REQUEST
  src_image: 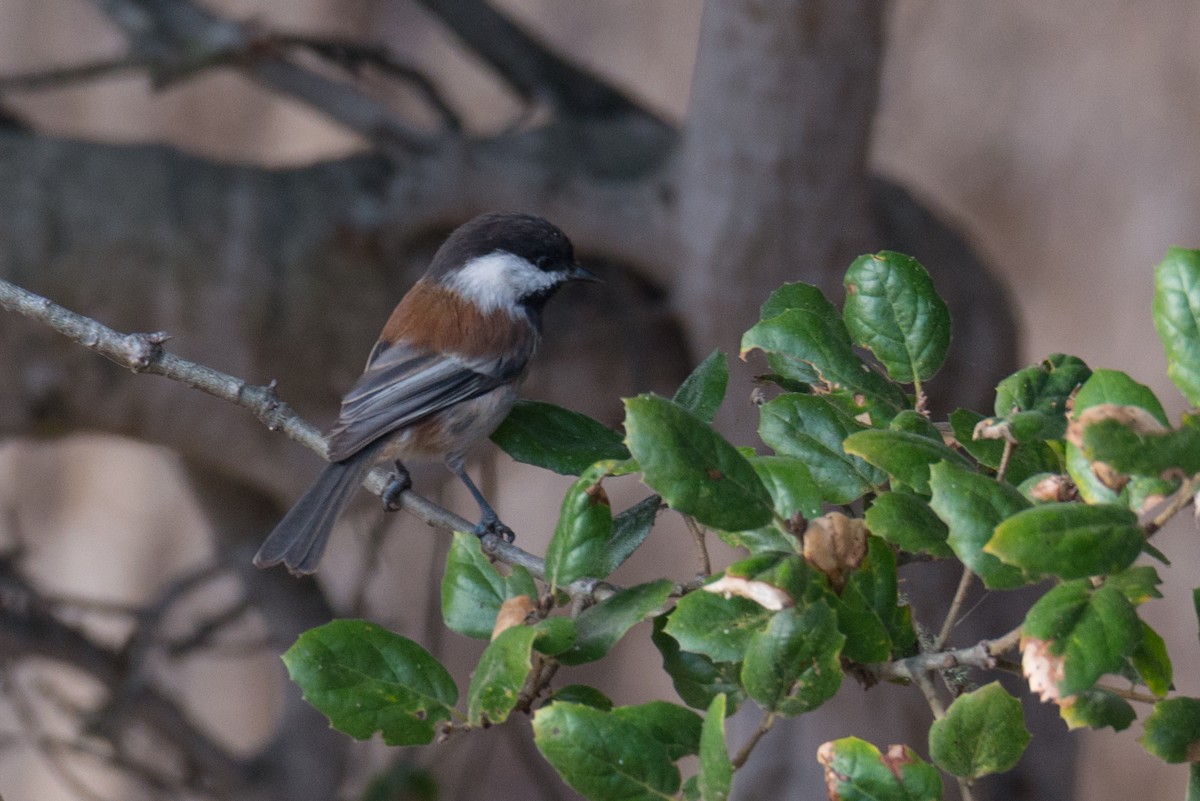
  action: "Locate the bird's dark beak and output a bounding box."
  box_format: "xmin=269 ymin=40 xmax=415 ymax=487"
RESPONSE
xmin=568 ymin=262 xmax=602 ymax=283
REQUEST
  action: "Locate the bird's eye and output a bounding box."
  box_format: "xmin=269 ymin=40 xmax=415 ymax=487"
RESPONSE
xmin=535 ymin=256 xmax=551 ymax=271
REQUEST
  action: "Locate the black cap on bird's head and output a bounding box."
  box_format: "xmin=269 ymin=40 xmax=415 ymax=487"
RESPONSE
xmin=430 ymin=212 xmax=598 ymax=316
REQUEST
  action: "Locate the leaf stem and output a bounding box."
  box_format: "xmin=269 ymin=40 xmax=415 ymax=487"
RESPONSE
xmin=731 ymin=710 xmax=777 ymax=769
xmin=1143 ymin=476 xmax=1198 ymax=538
xmin=682 ymin=515 xmax=713 ymax=576
xmin=934 ymin=567 xmax=975 ymax=651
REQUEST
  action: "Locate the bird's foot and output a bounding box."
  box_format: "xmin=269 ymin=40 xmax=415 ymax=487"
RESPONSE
xmin=473 ymin=515 xmax=515 ymax=543
xmin=381 ymin=461 xmax=413 ymax=512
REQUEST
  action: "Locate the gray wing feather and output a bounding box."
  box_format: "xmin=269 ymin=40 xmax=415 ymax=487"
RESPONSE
xmin=325 ymin=342 xmax=513 ymax=461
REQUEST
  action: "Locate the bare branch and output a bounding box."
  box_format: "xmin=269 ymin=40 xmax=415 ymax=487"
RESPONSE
xmin=86 ymin=0 xmax=430 ymax=150
xmin=870 ymin=625 xmax=1023 ymax=683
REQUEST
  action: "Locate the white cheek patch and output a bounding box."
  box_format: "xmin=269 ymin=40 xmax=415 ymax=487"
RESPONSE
xmin=444 ymin=251 xmax=561 ymax=313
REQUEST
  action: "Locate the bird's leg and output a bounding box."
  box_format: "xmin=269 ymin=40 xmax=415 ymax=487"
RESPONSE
xmin=381 ymin=460 xmax=413 ymax=512
xmin=451 ymin=463 xmax=515 ymax=543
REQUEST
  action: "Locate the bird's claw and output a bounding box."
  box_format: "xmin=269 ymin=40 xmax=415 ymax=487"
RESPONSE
xmin=473 ymin=518 xmax=515 ymax=543
xmin=381 ymin=462 xmax=413 ymax=512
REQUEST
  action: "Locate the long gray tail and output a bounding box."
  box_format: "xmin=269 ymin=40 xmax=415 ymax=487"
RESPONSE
xmin=254 ymin=446 xmax=380 ymax=575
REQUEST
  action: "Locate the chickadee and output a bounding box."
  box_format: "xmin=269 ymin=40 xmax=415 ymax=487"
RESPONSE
xmin=254 ymin=212 xmax=597 ymax=575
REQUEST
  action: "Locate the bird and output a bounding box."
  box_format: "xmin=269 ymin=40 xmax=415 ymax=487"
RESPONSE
xmin=254 ymin=212 xmax=597 ymax=575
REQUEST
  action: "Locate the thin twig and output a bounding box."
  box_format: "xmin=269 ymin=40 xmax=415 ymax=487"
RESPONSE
xmin=731 ymin=710 xmax=777 ymax=769
xmin=1094 ymin=683 xmax=1164 ymax=705
xmin=1143 ymin=476 xmax=1198 ymax=538
xmin=870 ymin=625 xmax=1022 ymax=683
xmin=682 ymin=515 xmax=712 ymax=576
xmin=934 ymin=567 xmax=975 ymax=651
xmin=0 ymin=276 xmax=628 ymax=603
xmin=0 ymin=54 xmax=154 ymax=92
xmin=996 ymin=438 xmax=1015 ymax=483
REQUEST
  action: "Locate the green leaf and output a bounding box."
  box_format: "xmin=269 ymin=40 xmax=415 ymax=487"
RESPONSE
xmin=1106 ymin=565 xmax=1164 ymax=605
xmin=1141 ymin=697 xmax=1200 ymax=763
xmin=557 ymin=580 xmax=674 ymax=666
xmin=360 ymin=763 xmax=438 ymax=801
xmin=834 ymin=537 xmax=917 ymax=662
xmin=741 ymin=305 xmax=906 ymax=413
xmin=1082 ymin=413 xmax=1200 ymax=479
xmin=596 ymin=495 xmax=663 ymax=577
xmin=889 ymin=409 xmax=944 ymax=440
xmin=664 ymin=588 xmax=777 ymax=664
xmin=1154 ymin=247 xmax=1200 ymax=405
xmin=1074 ymin=368 xmax=1169 ymax=425
xmin=613 ymin=701 xmax=704 ymax=761
xmin=948 ymin=407 xmax=1060 ymax=486
xmin=748 ymin=455 xmax=822 ymax=520
xmin=758 ymin=394 xmax=885 ymax=504
xmin=716 ymin=524 xmax=800 ymax=556
xmin=1065 ymin=440 xmax=1123 ymax=505
xmin=625 ymin=394 xmax=773 ymax=531
xmin=929 ymin=682 xmax=1030 ymax=778
xmin=548 ymin=684 xmax=614 ymax=710
xmin=986 ymin=503 xmax=1143 ymax=580
xmin=1131 ymin=621 xmax=1173 ymax=697
xmin=532 ymin=616 xmax=577 ymax=656
xmin=1023 ymin=581 xmax=1142 ymax=696
xmin=651 ymin=617 xmax=745 ymax=712
xmin=698 ymin=695 xmax=732 ymax=801
xmin=466 ymin=624 xmax=538 ymax=726
xmin=441 ymin=532 xmax=536 ymax=639
xmin=817 ymin=737 xmax=942 ymax=801
xmin=844 ymin=429 xmax=971 ymax=494
xmin=741 ymin=602 xmax=843 ymax=715
xmin=1059 ymin=688 xmax=1136 ymax=732
xmin=533 ymin=702 xmax=687 ymax=801
xmin=674 ymin=350 xmax=729 ymax=424
xmin=865 ymin=492 xmax=953 ymax=558
xmin=283 ymin=620 xmax=456 ymax=746
xmin=928 ymin=461 xmax=1036 ymax=589
xmin=842 ymin=251 xmax=951 ymax=383
xmin=491 ymin=399 xmax=629 ymax=475
xmin=545 ymin=465 xmax=614 ymax=589
xmin=995 ymin=354 xmax=1092 ymax=423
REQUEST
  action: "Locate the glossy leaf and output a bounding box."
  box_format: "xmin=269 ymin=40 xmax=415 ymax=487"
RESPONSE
xmin=741 ymin=307 xmax=906 ymax=412
xmin=651 ymin=616 xmax=745 ymax=712
xmin=929 ymin=682 xmax=1030 ymax=778
xmin=491 ymin=399 xmax=629 ymax=475
xmin=596 ymin=494 xmax=663 ymax=577
xmin=817 ymin=738 xmax=942 ymax=801
xmin=844 ymin=429 xmax=971 ymax=494
xmin=545 ymin=464 xmax=613 ymax=589
xmin=865 ymin=492 xmax=953 ymax=558
xmin=1059 ymin=688 xmax=1136 ymax=732
xmin=698 ymin=695 xmax=732 ymax=801
xmin=557 ymin=579 xmax=674 ymax=666
xmin=1106 ymin=565 xmax=1163 ymax=606
xmin=625 ymin=394 xmax=772 ymax=531
xmin=1082 ymin=413 xmax=1200 ymax=478
xmin=533 ymin=702 xmax=693 ymax=801
xmin=1074 ymin=368 xmax=1169 ymax=425
xmin=442 ymin=532 xmax=536 ymax=639
xmin=842 ymin=251 xmax=951 ymax=383
xmin=834 ymin=536 xmax=917 ymax=662
xmin=994 ymin=354 xmax=1092 ymax=423
xmin=748 ymin=455 xmax=822 ymax=520
xmin=758 ymin=394 xmax=885 ymax=504
xmin=1154 ymin=247 xmax=1200 ymax=405
xmin=466 ymin=624 xmax=538 ymax=726
xmin=664 ymin=588 xmax=776 ymax=664
xmin=283 ymin=620 xmax=456 ymax=746
xmin=1023 ymin=581 xmax=1141 ymax=696
xmin=1140 ymin=697 xmax=1200 ymax=763
xmin=1131 ymin=621 xmax=1173 ymax=698
xmin=741 ymin=602 xmax=843 ymax=715
xmin=928 ymin=461 xmax=1036 ymax=589
xmin=986 ymin=503 xmax=1143 ymax=580
xmin=674 ymin=350 xmax=729 ymax=424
